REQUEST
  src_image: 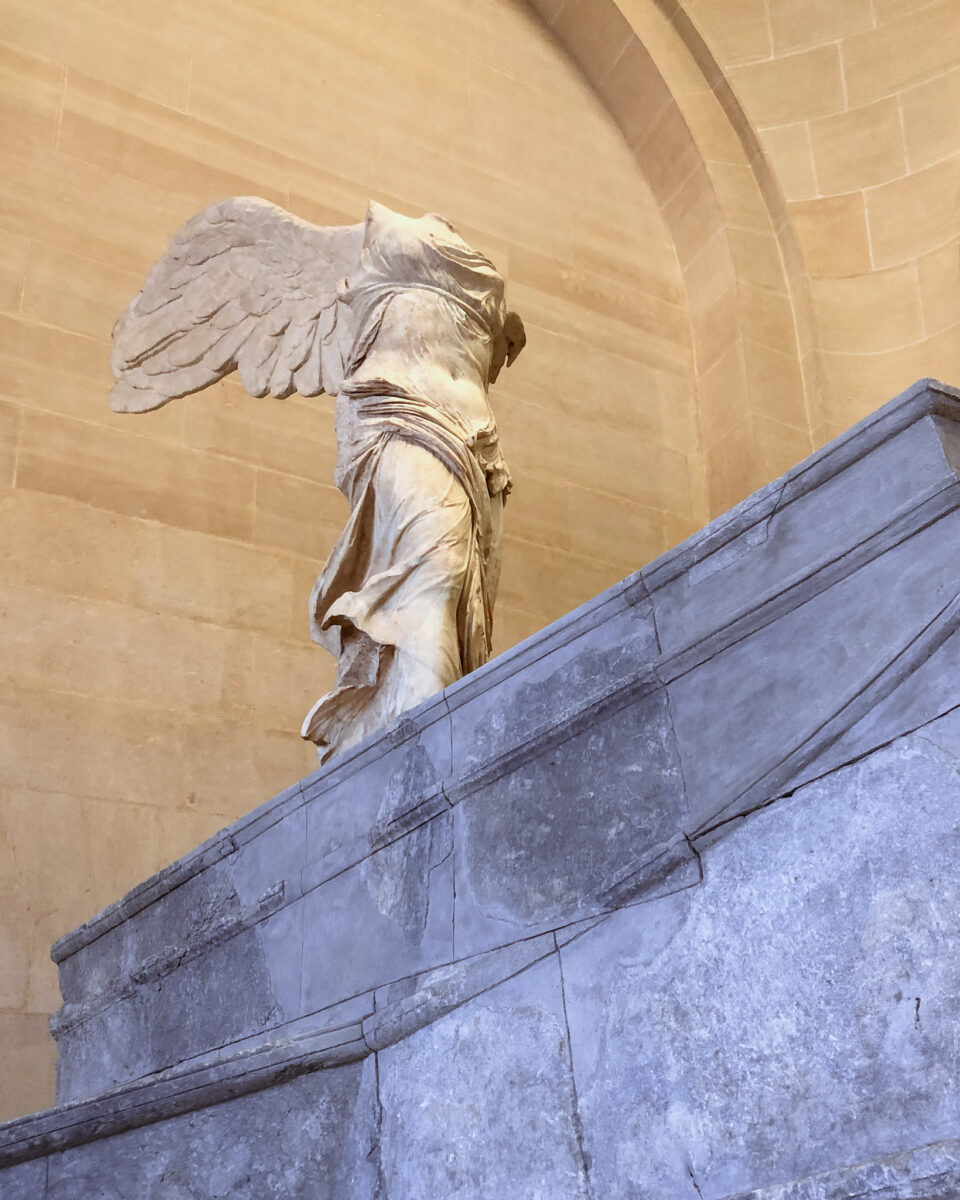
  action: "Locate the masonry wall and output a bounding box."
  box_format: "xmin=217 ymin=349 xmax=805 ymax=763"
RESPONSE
xmin=693 ymin=0 xmax=960 ymax=441
xmin=530 ymin=0 xmax=960 ymax=511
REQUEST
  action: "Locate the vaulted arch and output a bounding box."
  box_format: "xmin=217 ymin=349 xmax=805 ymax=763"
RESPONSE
xmin=527 ymin=0 xmax=819 ymax=512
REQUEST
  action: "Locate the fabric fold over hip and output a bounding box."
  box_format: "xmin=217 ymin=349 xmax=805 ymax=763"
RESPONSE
xmin=301 ymin=391 xmax=505 ymax=761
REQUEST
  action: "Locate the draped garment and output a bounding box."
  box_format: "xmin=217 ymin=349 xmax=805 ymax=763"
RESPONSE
xmin=301 ymin=203 xmax=512 ymax=761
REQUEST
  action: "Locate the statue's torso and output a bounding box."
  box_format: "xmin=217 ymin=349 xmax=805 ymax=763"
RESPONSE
xmin=335 ymin=203 xmax=510 ymax=499
xmin=344 ymin=288 xmax=496 ymax=434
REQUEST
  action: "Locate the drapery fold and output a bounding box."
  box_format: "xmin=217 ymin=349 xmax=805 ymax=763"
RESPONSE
xmin=300 ymin=203 xmax=517 ymax=762
xmin=300 ymin=412 xmax=502 ymax=761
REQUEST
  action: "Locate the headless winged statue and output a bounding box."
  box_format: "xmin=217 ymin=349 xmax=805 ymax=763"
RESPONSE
xmin=110 ymin=197 xmax=525 ymax=762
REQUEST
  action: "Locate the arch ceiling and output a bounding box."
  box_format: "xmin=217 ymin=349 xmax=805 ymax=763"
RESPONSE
xmin=529 ymin=0 xmax=960 ymax=514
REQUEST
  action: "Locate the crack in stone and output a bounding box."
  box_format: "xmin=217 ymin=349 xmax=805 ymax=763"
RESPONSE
xmin=917 ymin=724 xmax=960 ymax=764
xmin=687 ymin=1161 xmax=704 ymax=1199
xmin=373 ymin=1051 xmax=387 ymax=1200
xmin=697 ymin=697 xmax=960 ymax=848
xmin=555 ymin=935 xmax=594 ymax=1200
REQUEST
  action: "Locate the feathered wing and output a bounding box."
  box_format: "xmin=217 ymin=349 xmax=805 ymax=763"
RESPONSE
xmin=109 ymin=197 xmax=364 ymax=413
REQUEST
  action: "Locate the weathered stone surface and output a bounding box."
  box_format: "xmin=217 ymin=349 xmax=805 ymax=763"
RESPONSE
xmin=722 ymin=1136 xmax=960 ymax=1199
xmin=300 ymin=812 xmax=454 ymax=1017
xmin=0 ymin=1014 xmax=369 ymax=1168
xmin=668 ymin=508 xmax=960 ymax=828
xmin=53 ymin=855 xmax=289 ymax=1102
xmin=226 ymin=802 xmax=306 ymax=909
xmin=360 ymin=809 xmax=452 ymax=945
xmin=446 ymin=582 xmax=658 ymax=779
xmin=302 ymin=703 xmax=450 ymax=883
xmin=453 ymin=678 xmax=687 ymax=954
xmin=55 ymin=854 xmax=244 ymax=1011
xmin=57 ymin=920 xmax=282 ymax=1102
xmin=364 ymin=931 xmax=557 ymax=1052
xmin=0 ymin=1157 xmax=46 ymax=1199
xmin=560 ymin=726 xmax=960 ymax=1199
xmin=251 ymin=900 xmax=304 ymax=1025
xmin=792 ymin=628 xmax=960 ymax=794
xmin=44 ymin=1061 xmax=376 ymax=1200
xmin=647 ymin=396 xmax=960 ymax=657
xmin=378 ymin=953 xmax=589 ymax=1199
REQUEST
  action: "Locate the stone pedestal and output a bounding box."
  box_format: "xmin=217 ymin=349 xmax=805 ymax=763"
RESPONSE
xmin=3 ymin=380 xmax=960 ymax=1198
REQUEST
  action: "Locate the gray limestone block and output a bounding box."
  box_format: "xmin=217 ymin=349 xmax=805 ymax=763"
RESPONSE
xmin=57 ymin=919 xmax=284 ymax=1102
xmin=131 ymin=921 xmax=283 ymax=1067
xmin=55 ymin=917 xmax=129 ymax=1013
xmin=649 ymin=404 xmax=960 ymax=657
xmin=301 ymin=705 xmax=451 ymax=887
xmin=40 ymin=1059 xmax=378 ymax=1200
xmin=56 ymin=857 xmax=243 ymax=1012
xmin=251 ymin=898 xmax=305 ymax=1025
xmin=364 ymin=930 xmax=557 ymax=1052
xmin=559 ymin=726 xmax=960 ymax=1200
xmin=377 ymin=951 xmax=590 ymax=1199
xmin=447 ymin=585 xmax=658 ymax=779
xmin=111 ymin=856 xmax=244 ymax=966
xmin=226 ymin=804 xmax=306 ymax=909
xmin=55 ymin=817 xmax=315 ymax=1099
xmin=185 ymin=986 xmax=374 ymax=1069
xmin=300 ymin=810 xmax=454 ymax=1017
xmin=667 ymin=510 xmax=960 ymax=830
xmin=453 ymin=679 xmax=687 ymax=956
xmin=0 ymin=1157 xmax=46 ymax=1198
xmin=721 ymin=1135 xmax=960 ymax=1199
xmin=55 ymin=858 xmax=267 ymax=1101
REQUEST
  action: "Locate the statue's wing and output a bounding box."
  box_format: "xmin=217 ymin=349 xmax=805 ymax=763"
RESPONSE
xmin=109 ymin=196 xmax=364 ymax=413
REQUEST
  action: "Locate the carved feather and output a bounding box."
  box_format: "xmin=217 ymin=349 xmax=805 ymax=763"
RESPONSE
xmin=110 ymin=197 xmax=363 ymax=412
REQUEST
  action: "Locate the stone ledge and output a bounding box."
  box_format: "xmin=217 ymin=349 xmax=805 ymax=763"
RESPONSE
xmin=1 ymin=928 xmax=565 ymax=1166
xmin=644 ymin=377 xmax=960 ymax=591
xmin=50 ymin=380 xmax=960 ymax=968
xmin=0 ymin=1020 xmax=367 ymax=1169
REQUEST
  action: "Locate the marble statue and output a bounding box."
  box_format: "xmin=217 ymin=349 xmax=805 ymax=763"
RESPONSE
xmin=110 ymin=197 xmax=525 ymax=761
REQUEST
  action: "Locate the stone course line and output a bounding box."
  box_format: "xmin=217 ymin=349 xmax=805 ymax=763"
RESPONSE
xmin=0 ymin=932 xmax=558 ymax=1166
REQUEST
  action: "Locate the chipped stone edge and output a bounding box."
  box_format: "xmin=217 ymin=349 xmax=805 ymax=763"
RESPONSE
xmin=720 ymin=1134 xmax=960 ymax=1200
xmin=50 ymin=883 xmax=287 ymax=1040
xmin=49 ymin=379 xmax=960 ymax=969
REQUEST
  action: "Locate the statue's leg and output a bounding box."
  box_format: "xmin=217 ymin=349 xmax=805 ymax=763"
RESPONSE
xmin=303 ymin=437 xmax=474 ymax=760
xmin=359 ymin=437 xmax=472 ymax=692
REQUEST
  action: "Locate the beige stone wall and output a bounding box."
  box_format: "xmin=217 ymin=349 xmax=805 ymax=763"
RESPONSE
xmin=708 ymin=0 xmax=960 ymax=442
xmin=535 ymin=0 xmax=960 ymax=509
xmin=536 ymin=0 xmax=820 ymax=513
xmin=0 ymin=0 xmax=699 ymax=1118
